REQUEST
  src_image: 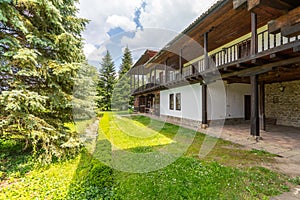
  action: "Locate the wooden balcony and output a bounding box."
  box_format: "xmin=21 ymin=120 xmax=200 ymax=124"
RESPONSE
xmin=132 ymin=30 xmax=300 ymax=95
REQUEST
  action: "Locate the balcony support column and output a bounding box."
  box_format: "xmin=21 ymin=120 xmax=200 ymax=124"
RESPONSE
xmin=165 ymin=59 xmax=168 ymax=84
xmin=250 ymin=75 xmax=260 ymax=137
xmin=130 ymin=74 xmax=132 ymax=93
xmin=137 ymin=67 xmax=140 ymax=89
xmin=133 ymin=73 xmax=136 ymax=91
xmin=201 ymin=83 xmax=208 ymax=128
xmin=179 ymin=49 xmax=182 ymax=77
xmin=142 ymin=65 xmax=145 ymax=89
xmin=204 ymin=32 xmax=209 ymax=70
xmin=259 ymin=82 xmax=266 ymax=131
xmin=251 ymin=12 xmax=258 ymax=56
xmin=154 ymin=65 xmax=157 ymax=85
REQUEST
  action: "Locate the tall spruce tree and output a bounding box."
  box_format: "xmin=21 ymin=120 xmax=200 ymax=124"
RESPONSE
xmin=0 ymin=0 xmax=88 ymax=162
xmin=72 ymin=63 xmax=98 ymax=120
xmin=112 ymin=47 xmax=133 ymax=111
xmin=119 ymin=46 xmax=132 ymax=78
xmin=97 ymin=51 xmax=116 ymax=111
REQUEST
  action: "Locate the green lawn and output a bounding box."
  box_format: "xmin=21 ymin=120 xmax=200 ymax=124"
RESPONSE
xmin=0 ymin=113 xmax=295 ymax=199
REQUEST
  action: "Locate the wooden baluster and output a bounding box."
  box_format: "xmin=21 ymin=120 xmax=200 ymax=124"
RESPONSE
xmin=267 ymin=31 xmax=270 ymax=49
xmin=274 ymin=33 xmax=276 ymax=48
xmin=261 ymin=32 xmax=264 ymax=51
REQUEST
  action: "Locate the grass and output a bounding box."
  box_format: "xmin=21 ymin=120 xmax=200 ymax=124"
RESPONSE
xmin=0 ymin=113 xmax=294 ymax=199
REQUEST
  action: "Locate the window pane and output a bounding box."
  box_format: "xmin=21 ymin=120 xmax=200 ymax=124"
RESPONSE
xmin=176 ymin=93 xmax=181 ymax=110
xmin=169 ymin=94 xmax=174 ymax=110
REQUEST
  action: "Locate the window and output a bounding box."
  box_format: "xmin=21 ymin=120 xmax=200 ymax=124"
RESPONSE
xmin=176 ymin=93 xmax=181 ymax=111
xmin=169 ymin=94 xmax=174 ymax=110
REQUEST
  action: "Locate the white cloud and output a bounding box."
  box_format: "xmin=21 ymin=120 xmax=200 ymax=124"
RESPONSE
xmin=86 ymin=44 xmax=108 ymax=62
xmin=78 ymin=0 xmax=142 ymax=46
xmin=77 ymin=0 xmax=218 ymax=61
xmin=105 ymin=15 xmax=136 ymax=32
xmin=140 ymin=0 xmax=218 ymax=32
xmin=83 ymin=43 xmax=97 ymax=57
xmin=121 ymin=28 xmax=178 ymax=51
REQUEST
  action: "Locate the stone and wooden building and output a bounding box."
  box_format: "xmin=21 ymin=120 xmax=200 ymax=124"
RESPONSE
xmin=129 ymin=0 xmax=300 ymax=137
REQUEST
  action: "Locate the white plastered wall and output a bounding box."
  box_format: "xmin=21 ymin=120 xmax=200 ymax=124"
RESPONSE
xmin=160 ymin=83 xmax=202 ymax=121
xmin=160 ymin=81 xmax=251 ymax=121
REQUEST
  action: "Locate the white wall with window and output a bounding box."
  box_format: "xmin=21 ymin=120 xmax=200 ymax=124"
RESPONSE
xmin=160 ymin=81 xmax=251 ymax=121
xmin=160 ymin=83 xmax=202 ymax=121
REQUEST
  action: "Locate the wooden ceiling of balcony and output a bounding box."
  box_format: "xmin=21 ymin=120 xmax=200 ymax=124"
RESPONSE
xmin=150 ymin=0 xmax=299 ymax=66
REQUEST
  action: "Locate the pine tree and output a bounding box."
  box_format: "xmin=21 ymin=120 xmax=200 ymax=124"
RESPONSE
xmin=72 ymin=63 xmax=98 ymax=121
xmin=112 ymin=47 xmax=133 ymax=111
xmin=0 ymin=0 xmax=88 ymax=162
xmin=119 ymin=46 xmax=133 ymax=78
xmin=97 ymin=51 xmax=116 ymax=111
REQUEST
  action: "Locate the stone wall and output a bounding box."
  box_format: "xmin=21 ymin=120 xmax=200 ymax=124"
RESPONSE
xmin=265 ymin=80 xmax=300 ymax=127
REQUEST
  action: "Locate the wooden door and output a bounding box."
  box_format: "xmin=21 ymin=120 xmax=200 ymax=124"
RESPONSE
xmin=244 ymin=95 xmax=251 ymax=120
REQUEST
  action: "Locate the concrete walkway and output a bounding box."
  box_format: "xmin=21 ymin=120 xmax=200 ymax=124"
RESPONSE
xmin=200 ymin=124 xmax=300 ymax=176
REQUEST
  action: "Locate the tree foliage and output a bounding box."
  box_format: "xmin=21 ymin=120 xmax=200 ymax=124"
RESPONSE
xmin=118 ymin=46 xmax=132 ymax=78
xmin=96 ymin=51 xmax=116 ymax=111
xmin=0 ymin=0 xmax=88 ymax=162
xmin=72 ymin=63 xmax=98 ymax=121
xmin=112 ymin=47 xmax=133 ymax=111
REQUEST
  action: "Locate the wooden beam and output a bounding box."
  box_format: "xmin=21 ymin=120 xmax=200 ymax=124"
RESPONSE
xmin=281 ymin=23 xmax=300 ymax=37
xmin=221 ymin=56 xmax=300 ymax=78
xmin=251 ymin=12 xmax=258 ymax=56
xmin=248 ymin=0 xmax=294 ymax=11
xmin=268 ymin=7 xmax=300 ymax=34
xmin=294 ymin=45 xmax=300 ymax=52
xmin=248 ymin=0 xmax=260 ymax=11
xmin=250 ymin=75 xmax=260 ymax=137
xmin=233 ymin=0 xmax=247 ymax=9
xmin=259 ymin=82 xmax=266 ymax=131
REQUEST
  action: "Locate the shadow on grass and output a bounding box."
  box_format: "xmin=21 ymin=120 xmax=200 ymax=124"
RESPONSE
xmin=0 ymin=139 xmax=34 ymax=181
xmin=65 ymin=136 xmax=115 ymax=199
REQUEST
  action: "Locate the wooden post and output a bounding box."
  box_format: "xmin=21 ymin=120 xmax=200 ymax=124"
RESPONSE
xmin=202 ymin=84 xmax=208 ymax=127
xmin=150 ymin=69 xmax=152 ymax=83
xmin=250 ymin=75 xmax=259 ymax=136
xmin=130 ymin=74 xmax=132 ymax=93
xmin=165 ymin=59 xmax=168 ymax=83
xmin=251 ymin=12 xmax=258 ymax=56
xmin=154 ymin=65 xmax=156 ymax=85
xmin=137 ymin=67 xmax=140 ymax=89
xmin=204 ymin=32 xmax=209 ymax=70
xmin=259 ymin=82 xmax=266 ymax=131
xmin=179 ymin=49 xmax=182 ymax=77
xmin=142 ymin=65 xmax=145 ymax=89
xmin=133 ymin=73 xmax=136 ymax=91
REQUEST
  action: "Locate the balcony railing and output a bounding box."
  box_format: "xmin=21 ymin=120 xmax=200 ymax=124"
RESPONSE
xmin=132 ymin=29 xmax=300 ymax=93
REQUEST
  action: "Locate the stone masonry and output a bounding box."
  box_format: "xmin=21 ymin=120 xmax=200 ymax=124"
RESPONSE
xmin=265 ymin=80 xmax=300 ymax=127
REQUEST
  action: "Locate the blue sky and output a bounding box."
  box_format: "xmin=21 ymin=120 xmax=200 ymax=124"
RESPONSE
xmin=78 ymin=0 xmax=218 ymax=71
